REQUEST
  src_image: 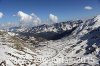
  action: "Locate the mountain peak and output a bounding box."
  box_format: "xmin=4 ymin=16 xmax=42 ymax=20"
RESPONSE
xmin=92 ymin=15 xmax=100 ymax=28
xmin=95 ymin=15 xmax=100 ymax=19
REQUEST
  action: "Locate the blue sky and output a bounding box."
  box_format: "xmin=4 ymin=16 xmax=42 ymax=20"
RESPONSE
xmin=0 ymin=0 xmax=100 ymax=24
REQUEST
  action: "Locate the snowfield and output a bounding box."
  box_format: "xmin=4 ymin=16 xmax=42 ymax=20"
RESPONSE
xmin=0 ymin=15 xmax=100 ymax=66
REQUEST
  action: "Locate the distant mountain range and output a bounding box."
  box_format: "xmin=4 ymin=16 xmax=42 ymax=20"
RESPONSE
xmin=9 ymin=20 xmax=83 ymax=40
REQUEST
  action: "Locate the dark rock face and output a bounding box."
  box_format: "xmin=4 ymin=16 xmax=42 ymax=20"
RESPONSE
xmin=80 ymin=27 xmax=100 ymax=55
xmin=49 ymin=26 xmax=77 ymax=40
xmin=81 ymin=27 xmax=100 ymax=46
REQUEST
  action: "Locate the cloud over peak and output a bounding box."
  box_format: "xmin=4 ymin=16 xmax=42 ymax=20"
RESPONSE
xmin=0 ymin=12 xmax=3 ymax=18
xmin=49 ymin=14 xmax=58 ymax=23
xmin=17 ymin=11 xmax=33 ymax=23
xmin=17 ymin=11 xmax=41 ymax=27
xmin=84 ymin=6 xmax=93 ymax=10
xmin=15 ymin=11 xmax=59 ymax=27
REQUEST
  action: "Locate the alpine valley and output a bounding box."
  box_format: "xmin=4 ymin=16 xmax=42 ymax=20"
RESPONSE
xmin=0 ymin=15 xmax=100 ymax=66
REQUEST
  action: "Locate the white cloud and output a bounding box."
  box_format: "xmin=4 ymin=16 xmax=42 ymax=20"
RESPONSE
xmin=31 ymin=13 xmax=41 ymax=25
xmin=84 ymin=6 xmax=93 ymax=10
xmin=0 ymin=22 xmax=18 ymax=30
xmin=17 ymin=11 xmax=33 ymax=23
xmin=0 ymin=12 xmax=3 ymax=18
xmin=49 ymin=14 xmax=58 ymax=23
xmin=17 ymin=11 xmax=41 ymax=27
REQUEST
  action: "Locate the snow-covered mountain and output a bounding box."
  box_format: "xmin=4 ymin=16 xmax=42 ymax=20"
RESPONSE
xmin=9 ymin=20 xmax=83 ymax=33
xmin=9 ymin=20 xmax=82 ymax=40
xmin=0 ymin=15 xmax=100 ymax=66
